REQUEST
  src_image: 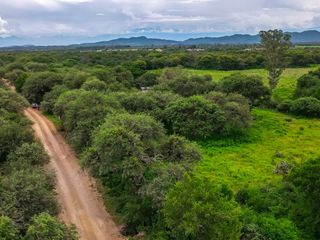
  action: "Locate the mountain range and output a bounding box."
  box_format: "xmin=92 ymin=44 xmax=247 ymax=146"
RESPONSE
xmin=1 ymin=30 xmax=320 ymax=49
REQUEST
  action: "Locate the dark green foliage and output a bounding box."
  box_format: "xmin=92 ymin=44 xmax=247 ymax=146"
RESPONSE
xmin=22 ymin=72 xmax=63 ymax=103
xmin=289 ymin=97 xmax=320 ymax=117
xmin=161 ymin=135 xmax=202 ymax=163
xmin=41 ymin=85 xmax=68 ymax=114
xmin=158 ymin=68 xmax=216 ymax=97
xmin=206 ymin=92 xmax=252 ymax=135
xmin=163 ymin=175 xmax=241 ymax=240
xmin=83 ymin=113 xmax=202 ymax=233
xmin=0 ymin=112 xmax=33 ymax=161
xmin=117 ymin=90 xmax=181 ymax=121
xmin=277 ymin=100 xmax=292 ymax=113
xmin=0 ymin=168 xmax=58 ymax=230
xmin=295 ymin=68 xmax=320 ymax=100
xmin=135 ymin=72 xmax=160 ymax=88
xmin=288 ymin=157 xmax=320 ymax=239
xmin=54 ymin=90 xmax=117 ymax=151
xmin=218 ymin=73 xmax=271 ymax=105
xmin=0 ymin=88 xmax=28 ymax=112
xmin=63 ymin=71 xmax=90 ymax=89
xmin=7 ymin=143 xmax=49 ymax=170
xmin=81 ymin=77 xmax=107 ymax=92
xmin=164 ymin=95 xmax=225 ymax=139
xmin=25 ymin=62 xmax=49 ymax=72
xmin=25 ymin=213 xmax=78 ymax=240
xmin=0 ymin=216 xmax=20 ymax=240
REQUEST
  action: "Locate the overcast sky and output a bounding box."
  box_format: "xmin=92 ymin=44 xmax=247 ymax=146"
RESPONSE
xmin=0 ymin=0 xmax=320 ymax=39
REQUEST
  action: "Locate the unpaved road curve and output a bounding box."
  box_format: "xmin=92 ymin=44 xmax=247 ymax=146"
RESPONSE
xmin=24 ymin=108 xmax=124 ymax=240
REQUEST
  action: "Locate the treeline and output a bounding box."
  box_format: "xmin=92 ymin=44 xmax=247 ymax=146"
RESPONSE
xmin=1 ymin=47 xmax=320 ymax=80
xmin=0 ymin=84 xmax=78 ymax=239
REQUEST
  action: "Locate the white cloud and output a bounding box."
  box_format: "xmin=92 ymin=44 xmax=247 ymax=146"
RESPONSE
xmin=0 ymin=17 xmax=9 ymax=36
xmin=0 ymin=0 xmax=319 ymax=37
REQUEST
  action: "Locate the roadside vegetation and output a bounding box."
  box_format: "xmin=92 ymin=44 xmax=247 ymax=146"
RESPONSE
xmin=0 ymin=34 xmax=319 ymax=239
xmin=0 ymin=83 xmax=78 ymax=239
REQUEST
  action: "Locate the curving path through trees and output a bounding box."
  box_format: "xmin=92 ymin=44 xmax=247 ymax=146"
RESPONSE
xmin=24 ymin=108 xmax=124 ymax=240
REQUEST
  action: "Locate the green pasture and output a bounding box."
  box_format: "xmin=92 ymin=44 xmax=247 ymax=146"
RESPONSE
xmin=187 ymin=66 xmax=318 ymax=102
xmin=196 ymin=108 xmax=320 ymax=190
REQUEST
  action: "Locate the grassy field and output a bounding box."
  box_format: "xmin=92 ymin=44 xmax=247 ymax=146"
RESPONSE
xmin=195 ymin=108 xmax=320 ymax=190
xmin=188 ymin=66 xmax=319 ymax=102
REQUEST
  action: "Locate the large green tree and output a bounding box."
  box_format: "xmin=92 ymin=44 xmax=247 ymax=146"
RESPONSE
xmin=260 ymin=29 xmax=291 ymax=90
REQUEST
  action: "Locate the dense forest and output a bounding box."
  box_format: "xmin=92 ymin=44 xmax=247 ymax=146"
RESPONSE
xmin=0 ymin=45 xmax=319 ymax=239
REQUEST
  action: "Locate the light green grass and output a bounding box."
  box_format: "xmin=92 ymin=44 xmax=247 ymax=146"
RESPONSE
xmin=44 ymin=113 xmax=62 ymax=130
xmin=187 ymin=67 xmax=318 ymax=102
xmin=196 ymin=108 xmax=320 ymax=190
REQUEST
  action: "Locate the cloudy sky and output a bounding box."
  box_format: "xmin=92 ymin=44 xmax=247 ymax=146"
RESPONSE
xmin=0 ymin=0 xmax=320 ymax=41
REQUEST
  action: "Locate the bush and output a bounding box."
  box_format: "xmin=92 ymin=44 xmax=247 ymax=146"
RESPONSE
xmin=7 ymin=142 xmax=49 ymax=170
xmin=54 ymin=90 xmax=117 ymax=151
xmin=41 ymin=85 xmax=68 ymax=114
xmin=289 ymin=97 xmax=320 ymax=117
xmin=0 ymin=216 xmax=20 ymax=240
xmin=25 ymin=213 xmax=78 ymax=240
xmin=0 ymin=112 xmax=33 ymax=161
xmin=0 ymin=88 xmax=28 ymax=112
xmin=218 ymin=73 xmax=271 ymax=105
xmin=157 ymin=68 xmax=216 ymax=97
xmin=277 ymin=100 xmax=293 ymax=113
xmin=206 ymin=92 xmax=251 ymax=135
xmin=22 ymin=72 xmax=63 ymax=103
xmin=163 ymin=175 xmax=242 ymax=240
xmin=295 ymin=69 xmax=320 ymax=100
xmin=164 ymin=96 xmax=225 ymax=139
xmin=0 ymin=168 xmax=58 ymax=230
xmin=81 ymin=77 xmax=107 ymax=92
xmin=288 ymin=157 xmax=320 ymax=239
xmin=63 ymin=71 xmax=90 ymax=89
xmin=135 ymin=72 xmax=160 ymax=88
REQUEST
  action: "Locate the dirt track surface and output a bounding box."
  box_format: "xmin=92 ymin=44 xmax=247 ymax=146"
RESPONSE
xmin=24 ymin=108 xmax=124 ymax=240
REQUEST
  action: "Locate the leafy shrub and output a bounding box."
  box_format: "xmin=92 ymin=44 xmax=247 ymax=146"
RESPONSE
xmin=164 ymin=95 xmax=225 ymax=139
xmin=295 ymin=68 xmax=320 ymax=100
xmin=289 ymin=97 xmax=320 ymax=117
xmin=206 ymin=92 xmax=251 ymax=135
xmin=41 ymin=85 xmax=68 ymax=114
xmin=288 ymin=157 xmax=320 ymax=239
xmin=54 ymin=90 xmax=117 ymax=151
xmin=218 ymin=73 xmax=271 ymax=105
xmin=277 ymin=100 xmax=292 ymax=113
xmin=163 ymin=175 xmax=242 ymax=240
xmin=0 ymin=168 xmax=57 ymax=230
xmin=25 ymin=213 xmax=78 ymax=240
xmin=157 ymin=68 xmax=216 ymax=97
xmin=0 ymin=216 xmax=19 ymax=240
xmin=81 ymin=77 xmax=107 ymax=92
xmin=135 ymin=72 xmax=160 ymax=88
xmin=22 ymin=72 xmax=63 ymax=103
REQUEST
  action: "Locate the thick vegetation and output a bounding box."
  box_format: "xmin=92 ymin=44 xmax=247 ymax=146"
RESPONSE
xmin=0 ymin=83 xmax=77 ymax=239
xmin=0 ymin=46 xmax=319 ymax=240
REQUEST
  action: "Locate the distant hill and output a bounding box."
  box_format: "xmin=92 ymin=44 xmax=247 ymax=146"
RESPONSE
xmin=80 ymin=36 xmax=178 ymax=47
xmin=79 ymin=30 xmax=320 ymax=47
xmin=1 ymin=30 xmax=320 ymax=49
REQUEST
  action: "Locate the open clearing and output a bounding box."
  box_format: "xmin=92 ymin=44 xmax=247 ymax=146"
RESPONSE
xmin=196 ymin=108 xmax=320 ymax=190
xmin=188 ymin=66 xmax=319 ymax=102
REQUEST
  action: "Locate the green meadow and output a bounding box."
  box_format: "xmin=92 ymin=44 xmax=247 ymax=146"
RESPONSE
xmin=196 ymin=109 xmax=320 ymax=190
xmin=190 ymin=66 xmax=320 ymax=191
xmin=188 ymin=66 xmax=319 ymax=102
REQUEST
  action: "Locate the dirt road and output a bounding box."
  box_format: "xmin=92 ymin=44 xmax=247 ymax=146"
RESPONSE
xmin=24 ymin=108 xmax=124 ymax=240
